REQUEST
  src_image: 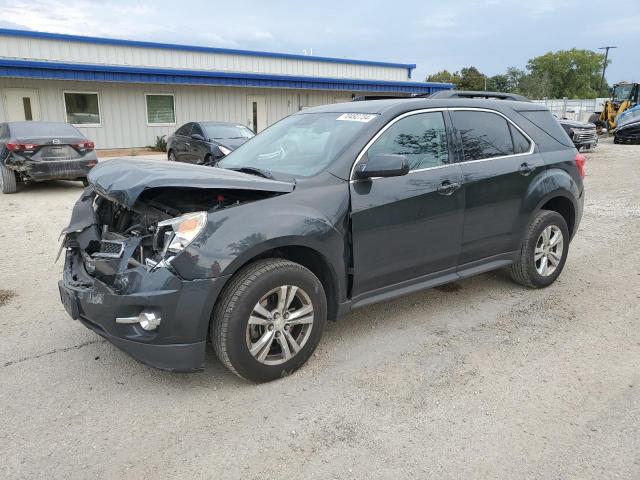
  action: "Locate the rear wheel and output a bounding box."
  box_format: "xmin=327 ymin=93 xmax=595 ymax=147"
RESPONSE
xmin=510 ymin=210 xmax=569 ymax=288
xmin=81 ymin=178 xmax=89 ymax=187
xmin=212 ymin=259 xmax=327 ymax=382
xmin=0 ymin=164 xmax=17 ymax=194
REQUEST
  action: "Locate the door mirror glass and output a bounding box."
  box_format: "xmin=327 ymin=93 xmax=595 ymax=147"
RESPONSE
xmin=191 ymin=133 xmax=205 ymax=141
xmin=354 ymin=154 xmax=409 ymax=180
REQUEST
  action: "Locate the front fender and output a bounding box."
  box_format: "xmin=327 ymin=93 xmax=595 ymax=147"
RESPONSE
xmin=170 ymin=198 xmax=348 ymax=283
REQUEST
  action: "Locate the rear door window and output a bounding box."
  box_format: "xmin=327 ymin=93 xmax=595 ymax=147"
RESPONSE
xmin=451 ymin=111 xmax=515 ymax=161
xmin=368 ymin=111 xmax=449 ymax=171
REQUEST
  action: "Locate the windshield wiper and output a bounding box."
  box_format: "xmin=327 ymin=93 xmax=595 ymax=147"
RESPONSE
xmin=227 ymin=166 xmax=275 ymax=179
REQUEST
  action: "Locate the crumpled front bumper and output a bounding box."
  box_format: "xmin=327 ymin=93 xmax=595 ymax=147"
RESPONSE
xmin=59 ymin=248 xmax=229 ymax=372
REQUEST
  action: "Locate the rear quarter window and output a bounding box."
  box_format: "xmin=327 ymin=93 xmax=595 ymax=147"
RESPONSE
xmin=517 ymin=110 xmax=573 ymax=147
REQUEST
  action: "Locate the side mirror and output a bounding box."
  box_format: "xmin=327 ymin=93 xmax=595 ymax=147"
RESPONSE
xmin=353 ymin=154 xmax=409 ymax=180
xmin=191 ymin=133 xmax=205 ymax=141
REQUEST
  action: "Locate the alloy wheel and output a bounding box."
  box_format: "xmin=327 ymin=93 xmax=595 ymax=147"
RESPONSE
xmin=534 ymin=225 xmax=564 ymax=277
xmin=245 ymin=285 xmax=314 ymax=365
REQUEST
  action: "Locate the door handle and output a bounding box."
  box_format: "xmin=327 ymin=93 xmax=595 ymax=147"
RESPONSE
xmin=519 ymin=162 xmax=535 ymax=176
xmin=437 ymin=181 xmax=461 ymax=195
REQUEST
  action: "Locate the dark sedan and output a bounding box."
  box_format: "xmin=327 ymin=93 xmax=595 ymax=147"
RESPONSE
xmin=167 ymin=121 xmax=254 ymax=165
xmin=0 ymin=121 xmax=97 ymax=194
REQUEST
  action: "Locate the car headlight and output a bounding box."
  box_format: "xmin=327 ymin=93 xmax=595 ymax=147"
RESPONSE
xmin=218 ymin=145 xmax=232 ymax=156
xmin=155 ymin=211 xmax=207 ymax=258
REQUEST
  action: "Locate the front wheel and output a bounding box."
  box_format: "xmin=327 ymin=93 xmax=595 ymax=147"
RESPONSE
xmin=212 ymin=259 xmax=327 ymax=382
xmin=510 ymin=210 xmax=570 ymax=288
xmin=168 ymin=150 xmax=176 ymax=161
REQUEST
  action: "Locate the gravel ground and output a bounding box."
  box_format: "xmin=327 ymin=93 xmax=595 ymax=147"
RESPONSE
xmin=1 ymin=139 xmax=639 ymax=479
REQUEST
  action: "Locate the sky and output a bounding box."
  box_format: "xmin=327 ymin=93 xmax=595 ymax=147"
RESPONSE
xmin=0 ymin=0 xmax=637 ymax=83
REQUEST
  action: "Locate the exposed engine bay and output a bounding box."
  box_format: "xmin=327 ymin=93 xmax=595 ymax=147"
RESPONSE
xmin=63 ymin=186 xmax=278 ymax=289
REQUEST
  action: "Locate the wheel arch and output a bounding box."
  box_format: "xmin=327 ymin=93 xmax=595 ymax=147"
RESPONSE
xmin=537 ymin=195 xmax=576 ymax=237
xmin=220 ymin=240 xmax=343 ymax=321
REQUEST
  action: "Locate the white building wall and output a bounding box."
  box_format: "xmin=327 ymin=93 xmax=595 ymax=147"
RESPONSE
xmin=0 ymin=35 xmax=410 ymax=82
xmin=0 ymin=78 xmax=359 ymax=149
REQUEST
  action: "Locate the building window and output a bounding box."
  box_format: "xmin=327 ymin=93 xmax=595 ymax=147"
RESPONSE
xmin=146 ymin=94 xmax=176 ymax=125
xmin=64 ymin=92 xmax=101 ymax=125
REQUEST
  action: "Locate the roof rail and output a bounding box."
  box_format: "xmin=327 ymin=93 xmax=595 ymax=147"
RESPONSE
xmin=428 ymin=90 xmax=531 ymax=102
xmin=351 ymin=93 xmax=432 ymax=102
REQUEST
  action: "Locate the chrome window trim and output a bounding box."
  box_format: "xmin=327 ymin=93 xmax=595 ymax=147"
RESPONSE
xmin=349 ymin=106 xmax=536 ymax=182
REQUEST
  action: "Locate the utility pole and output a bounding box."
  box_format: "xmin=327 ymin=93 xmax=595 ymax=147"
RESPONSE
xmin=598 ymin=46 xmax=617 ymax=94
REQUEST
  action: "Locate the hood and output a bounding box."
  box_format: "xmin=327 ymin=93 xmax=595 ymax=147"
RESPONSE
xmin=88 ymin=158 xmax=294 ymax=207
xmin=616 ymin=106 xmax=640 ymax=130
xmin=558 ymin=119 xmax=594 ymax=129
xmin=217 ymin=137 xmax=250 ymax=150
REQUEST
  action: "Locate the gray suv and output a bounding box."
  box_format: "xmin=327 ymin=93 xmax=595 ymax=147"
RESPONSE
xmin=59 ymin=97 xmax=585 ymax=382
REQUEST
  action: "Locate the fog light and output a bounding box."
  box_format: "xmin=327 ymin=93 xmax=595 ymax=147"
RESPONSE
xmin=116 ymin=310 xmax=162 ymax=331
xmin=139 ymin=311 xmax=161 ymax=331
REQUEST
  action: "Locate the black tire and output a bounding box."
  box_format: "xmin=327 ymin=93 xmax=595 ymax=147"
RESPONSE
xmin=81 ymin=178 xmax=89 ymax=187
xmin=510 ymin=210 xmax=570 ymax=288
xmin=212 ymin=258 xmax=327 ymax=382
xmin=168 ymin=150 xmax=176 ymax=161
xmin=0 ymin=164 xmax=17 ymax=194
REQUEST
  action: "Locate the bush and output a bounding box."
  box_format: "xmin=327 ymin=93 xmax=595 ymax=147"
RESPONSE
xmin=148 ymin=135 xmax=167 ymax=152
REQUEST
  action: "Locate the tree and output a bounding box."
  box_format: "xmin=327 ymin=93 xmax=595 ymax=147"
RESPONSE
xmin=525 ymin=49 xmax=608 ymax=99
xmin=426 ymin=49 xmax=609 ymax=99
xmin=426 ymin=70 xmax=461 ymax=87
xmin=426 ymin=67 xmax=487 ymax=91
xmin=487 ymin=74 xmax=509 ymax=92
xmin=505 ymin=67 xmax=526 ymax=92
xmin=458 ymin=67 xmax=487 ymax=91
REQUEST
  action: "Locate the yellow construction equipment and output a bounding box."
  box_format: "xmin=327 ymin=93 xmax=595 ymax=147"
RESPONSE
xmin=600 ymin=82 xmax=639 ymax=129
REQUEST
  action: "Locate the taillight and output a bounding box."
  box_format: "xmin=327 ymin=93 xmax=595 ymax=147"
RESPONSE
xmin=575 ymin=152 xmax=586 ymax=178
xmin=7 ymin=142 xmax=38 ymax=152
xmin=74 ymin=141 xmax=95 ymax=150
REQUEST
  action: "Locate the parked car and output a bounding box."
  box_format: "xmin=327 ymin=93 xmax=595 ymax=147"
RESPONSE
xmin=613 ymin=104 xmax=640 ymax=144
xmin=58 ymin=97 xmax=585 ymax=382
xmin=166 ymin=121 xmax=254 ymax=165
xmin=557 ymin=118 xmax=598 ymax=151
xmin=0 ymin=121 xmax=97 ymax=194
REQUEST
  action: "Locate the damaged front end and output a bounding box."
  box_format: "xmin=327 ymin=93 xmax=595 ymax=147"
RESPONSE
xmin=58 ymin=159 xmax=294 ymax=371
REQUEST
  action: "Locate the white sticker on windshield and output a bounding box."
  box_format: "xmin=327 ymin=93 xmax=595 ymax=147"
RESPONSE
xmin=337 ymin=113 xmax=377 ymax=123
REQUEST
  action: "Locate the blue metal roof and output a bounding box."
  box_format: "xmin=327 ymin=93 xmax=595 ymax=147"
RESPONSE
xmin=0 ymin=59 xmax=452 ymax=94
xmin=0 ymin=28 xmax=417 ymax=71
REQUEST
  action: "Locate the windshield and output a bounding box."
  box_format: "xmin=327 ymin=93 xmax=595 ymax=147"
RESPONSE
xmin=612 ymin=84 xmax=633 ymax=102
xmin=217 ymin=112 xmax=376 ymax=177
xmin=204 ymin=124 xmax=254 ymax=139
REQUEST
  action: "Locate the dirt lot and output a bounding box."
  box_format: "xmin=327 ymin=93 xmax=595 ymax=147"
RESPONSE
xmin=1 ymin=139 xmax=639 ymax=479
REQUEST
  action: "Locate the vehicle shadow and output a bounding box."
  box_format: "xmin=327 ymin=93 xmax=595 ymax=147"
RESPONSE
xmin=133 ymin=267 xmax=517 ymax=389
xmin=14 ymin=179 xmax=85 ymax=194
